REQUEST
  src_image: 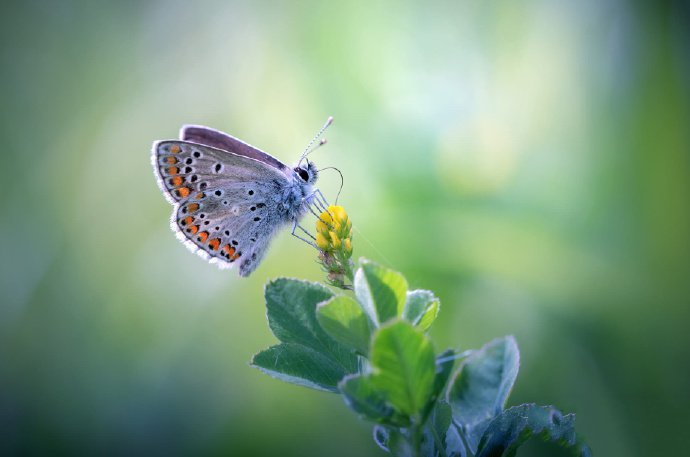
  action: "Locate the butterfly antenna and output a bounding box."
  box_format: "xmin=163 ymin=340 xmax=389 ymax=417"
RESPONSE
xmin=306 ymin=138 xmax=328 ymax=158
xmin=318 ymin=166 xmax=344 ymax=205
xmin=299 ymin=116 xmax=333 ymax=166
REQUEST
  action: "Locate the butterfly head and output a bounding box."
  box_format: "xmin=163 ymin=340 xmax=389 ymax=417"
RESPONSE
xmin=294 ymin=160 xmax=318 ymax=185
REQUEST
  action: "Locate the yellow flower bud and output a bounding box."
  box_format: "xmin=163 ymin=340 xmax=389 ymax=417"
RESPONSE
xmin=314 ymin=205 xmax=354 ymax=289
xmin=343 ymin=238 xmax=352 ymax=255
xmin=329 ymin=231 xmax=341 ymax=249
xmin=316 ymin=232 xmax=330 ymax=250
xmin=329 ymin=205 xmax=347 ymax=221
xmin=316 ymin=218 xmax=330 ymax=234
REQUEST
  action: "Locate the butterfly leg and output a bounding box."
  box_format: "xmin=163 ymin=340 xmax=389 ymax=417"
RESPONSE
xmin=312 ymin=189 xmax=331 ymax=212
xmin=309 ymin=204 xmax=328 ymax=222
xmin=298 ymin=224 xmax=316 ymax=241
xmin=307 ymin=196 xmax=327 ymax=215
xmin=291 ymin=219 xmax=318 ymax=248
xmin=302 ymin=192 xmax=331 ymax=225
xmin=303 ymin=189 xmax=330 ymax=215
xmin=303 ymin=189 xmax=328 ymax=213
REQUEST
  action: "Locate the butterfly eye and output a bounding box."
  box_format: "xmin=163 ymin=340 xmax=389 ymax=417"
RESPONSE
xmin=295 ymin=167 xmax=309 ymax=182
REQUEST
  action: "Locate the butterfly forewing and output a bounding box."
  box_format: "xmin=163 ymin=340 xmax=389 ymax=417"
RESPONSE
xmin=153 ymin=140 xmax=291 ymax=272
xmin=180 ymin=125 xmax=291 ymax=174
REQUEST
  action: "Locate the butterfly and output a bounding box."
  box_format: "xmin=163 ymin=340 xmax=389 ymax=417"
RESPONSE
xmin=151 ymin=119 xmax=333 ymax=276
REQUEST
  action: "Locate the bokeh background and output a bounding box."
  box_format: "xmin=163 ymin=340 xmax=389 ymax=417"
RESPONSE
xmin=1 ymin=0 xmax=688 ymax=455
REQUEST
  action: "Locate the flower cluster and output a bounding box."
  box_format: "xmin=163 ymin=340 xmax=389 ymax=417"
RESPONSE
xmin=315 ymin=205 xmax=354 ymax=289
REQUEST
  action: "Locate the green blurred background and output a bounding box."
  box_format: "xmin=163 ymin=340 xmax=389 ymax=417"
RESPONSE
xmin=1 ymin=0 xmax=688 ymax=455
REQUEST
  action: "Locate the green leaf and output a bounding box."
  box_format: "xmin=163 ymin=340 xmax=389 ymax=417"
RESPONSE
xmin=251 ymin=343 xmax=353 ymax=392
xmin=476 ymin=404 xmax=592 ymax=457
xmin=316 ymin=295 xmax=371 ymax=355
xmin=339 ymin=374 xmax=410 ymax=427
xmin=373 ymin=425 xmax=391 ymax=452
xmin=387 ymin=428 xmax=421 ymax=457
xmin=265 ymin=278 xmax=333 ymax=347
xmin=403 ymin=289 xmax=440 ymax=331
xmin=421 ymin=349 xmax=458 ymax=422
xmin=447 ymin=336 xmax=520 ymax=453
xmin=355 ymin=260 xmax=408 ymax=325
xmin=420 ymin=351 xmax=470 ymax=457
xmin=421 ymin=401 xmax=469 ymax=457
xmin=370 ymin=320 xmax=436 ymax=419
xmin=256 ymin=279 xmax=360 ymax=391
xmin=373 ymin=426 xmax=420 ymax=457
xmin=264 ymin=278 xmax=358 ymax=372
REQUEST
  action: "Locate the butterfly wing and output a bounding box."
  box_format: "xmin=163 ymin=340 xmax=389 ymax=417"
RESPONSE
xmin=180 ymin=124 xmax=291 ymax=174
xmin=152 ymin=140 xmax=292 ymax=276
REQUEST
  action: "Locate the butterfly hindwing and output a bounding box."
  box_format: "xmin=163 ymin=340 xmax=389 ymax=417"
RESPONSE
xmin=153 ymin=140 xmax=291 ymax=271
xmin=174 ymin=176 xmax=285 ymax=275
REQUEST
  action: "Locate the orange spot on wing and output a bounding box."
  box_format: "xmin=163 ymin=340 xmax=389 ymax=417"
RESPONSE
xmin=170 ymin=144 xmax=181 ymax=153
xmin=170 ymin=176 xmax=183 ymax=187
xmin=223 ymin=245 xmax=235 ymax=256
xmin=182 ymin=216 xmax=193 ymax=226
xmin=230 ymin=251 xmax=241 ymax=261
xmin=187 ymin=203 xmax=199 ymax=212
xmin=177 ymin=187 xmax=190 ymax=198
xmin=209 ymin=238 xmax=221 ymax=251
xmin=198 ymin=231 xmax=209 ymax=243
xmin=167 ymin=166 xmax=179 ymax=175
xmin=165 ymin=156 xmax=177 ymax=164
xmin=189 ymin=225 xmax=199 ymax=235
xmin=195 ymin=192 xmax=205 ymax=200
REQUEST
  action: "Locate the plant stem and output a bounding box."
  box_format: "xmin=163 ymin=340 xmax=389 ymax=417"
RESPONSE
xmin=407 ymin=424 xmax=422 ymax=457
xmin=452 ymin=419 xmax=475 ymax=457
xmin=427 ymin=424 xmax=449 ymax=457
xmin=343 ymin=257 xmax=354 ymax=284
